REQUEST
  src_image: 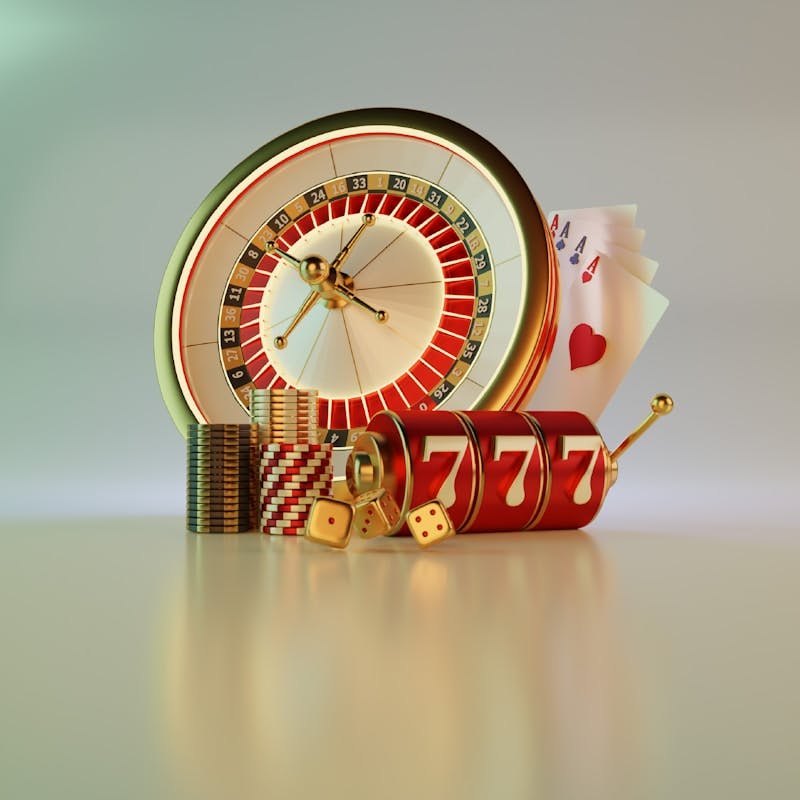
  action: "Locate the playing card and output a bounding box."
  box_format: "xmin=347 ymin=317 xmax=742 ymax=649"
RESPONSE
xmin=602 ymin=243 xmax=658 ymax=286
xmin=551 ymin=217 xmax=645 ymax=259
xmin=529 ymin=249 xmax=669 ymax=420
xmin=549 ymin=204 xmax=638 ymax=227
xmin=549 ymin=209 xmax=658 ymax=285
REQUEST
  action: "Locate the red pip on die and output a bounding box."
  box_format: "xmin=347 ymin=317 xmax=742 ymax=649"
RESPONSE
xmin=406 ymin=501 xmax=456 ymax=548
xmin=353 ymin=489 xmax=401 ymax=538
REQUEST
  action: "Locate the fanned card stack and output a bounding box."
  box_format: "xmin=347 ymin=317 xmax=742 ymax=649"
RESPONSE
xmin=529 ymin=205 xmax=669 ymax=420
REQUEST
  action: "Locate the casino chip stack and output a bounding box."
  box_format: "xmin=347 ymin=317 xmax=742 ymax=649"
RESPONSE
xmin=250 ymin=388 xmax=333 ymax=535
xmin=259 ymin=443 xmax=334 ymax=534
xmin=186 ymin=423 xmax=257 ymax=533
xmin=249 ymin=387 xmax=320 ymax=446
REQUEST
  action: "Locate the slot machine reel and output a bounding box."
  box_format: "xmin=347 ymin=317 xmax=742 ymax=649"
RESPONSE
xmin=346 ymin=395 xmax=673 ymax=534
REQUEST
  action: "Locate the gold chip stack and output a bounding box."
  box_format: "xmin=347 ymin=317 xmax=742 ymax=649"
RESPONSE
xmin=249 ymin=387 xmax=320 ymax=445
xmin=249 ymin=388 xmax=334 ymax=535
xmin=186 ymin=423 xmax=257 ymax=533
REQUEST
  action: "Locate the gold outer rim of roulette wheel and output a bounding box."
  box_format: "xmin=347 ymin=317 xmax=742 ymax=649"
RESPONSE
xmin=155 ymin=107 xmax=559 ymax=441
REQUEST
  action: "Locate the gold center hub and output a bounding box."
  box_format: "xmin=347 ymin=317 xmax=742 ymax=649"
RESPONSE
xmin=300 ymin=255 xmax=354 ymax=309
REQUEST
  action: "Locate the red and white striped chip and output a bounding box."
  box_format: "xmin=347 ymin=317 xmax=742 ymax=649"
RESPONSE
xmin=260 ymin=498 xmax=316 ymax=512
xmin=262 ymin=527 xmax=307 ymax=536
xmin=262 ymin=516 xmax=308 ymax=526
xmin=261 ymin=516 xmax=307 ymax=528
xmin=260 ymin=510 xmax=309 ymax=523
xmin=259 ymin=478 xmax=332 ymax=491
xmin=259 ymin=466 xmax=332 ymax=479
xmin=259 ymin=459 xmax=331 ymax=469
xmin=260 ymin=512 xmax=312 ymax=523
xmin=258 ymin=458 xmax=331 ymax=470
xmin=260 ymin=443 xmax=332 ymax=454
xmin=260 ymin=487 xmax=328 ymax=499
xmin=259 ymin=478 xmax=333 ymax=491
xmin=259 ymin=464 xmax=329 ymax=475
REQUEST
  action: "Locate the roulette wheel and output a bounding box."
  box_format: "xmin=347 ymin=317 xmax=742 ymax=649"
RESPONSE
xmin=155 ymin=108 xmax=559 ymax=490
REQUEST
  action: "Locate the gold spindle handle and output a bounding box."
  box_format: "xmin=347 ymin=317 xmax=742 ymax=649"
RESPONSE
xmin=610 ymin=394 xmax=674 ymax=463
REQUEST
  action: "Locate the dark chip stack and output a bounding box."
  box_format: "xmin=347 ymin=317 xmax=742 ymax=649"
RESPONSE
xmin=186 ymin=424 xmax=257 ymax=533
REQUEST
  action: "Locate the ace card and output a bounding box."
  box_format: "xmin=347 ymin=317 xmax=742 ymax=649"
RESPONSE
xmin=530 ymin=249 xmax=669 ymax=420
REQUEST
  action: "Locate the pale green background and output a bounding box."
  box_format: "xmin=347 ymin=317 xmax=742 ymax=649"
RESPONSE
xmin=0 ymin=0 xmax=796 ymax=526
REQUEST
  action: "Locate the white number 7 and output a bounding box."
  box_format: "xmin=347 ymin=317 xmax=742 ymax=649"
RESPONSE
xmin=559 ymin=435 xmax=603 ymax=506
xmin=492 ymin=435 xmax=539 ymax=507
xmin=422 ymin=435 xmax=469 ymax=508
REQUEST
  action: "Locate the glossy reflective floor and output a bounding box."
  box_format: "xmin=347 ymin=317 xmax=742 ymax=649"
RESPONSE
xmin=1 ymin=518 xmax=798 ymax=799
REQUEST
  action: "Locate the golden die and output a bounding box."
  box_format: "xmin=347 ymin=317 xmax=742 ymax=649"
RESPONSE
xmin=353 ymin=488 xmax=402 ymax=539
xmin=406 ymin=501 xmax=456 ymax=548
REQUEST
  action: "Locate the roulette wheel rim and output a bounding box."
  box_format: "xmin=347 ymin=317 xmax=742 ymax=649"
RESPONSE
xmin=155 ymin=108 xmax=558 ymax=489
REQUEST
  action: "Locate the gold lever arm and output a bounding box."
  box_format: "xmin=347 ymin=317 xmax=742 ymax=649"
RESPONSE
xmin=266 ymin=241 xmax=302 ymax=270
xmin=333 ymin=284 xmax=388 ymax=323
xmin=330 ymin=213 xmax=375 ymax=271
xmin=273 ymin=291 xmax=320 ymax=350
xmin=610 ymin=394 xmax=674 ymax=462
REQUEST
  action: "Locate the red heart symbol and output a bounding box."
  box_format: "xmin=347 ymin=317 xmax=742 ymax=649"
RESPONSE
xmin=569 ymin=323 xmax=606 ymax=370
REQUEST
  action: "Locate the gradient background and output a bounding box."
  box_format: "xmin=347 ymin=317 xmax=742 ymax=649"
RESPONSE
xmin=0 ymin=0 xmax=796 ymax=528
xmin=2 ymin=3 xmax=799 ymax=799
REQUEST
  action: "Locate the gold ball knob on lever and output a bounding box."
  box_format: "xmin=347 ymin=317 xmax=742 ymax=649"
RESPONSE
xmin=651 ymin=393 xmax=674 ymax=416
xmin=609 ymin=393 xmax=674 ymax=485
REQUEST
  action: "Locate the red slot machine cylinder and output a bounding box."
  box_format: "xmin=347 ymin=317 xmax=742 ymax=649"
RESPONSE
xmin=455 ymin=411 xmax=549 ymax=533
xmin=525 ymin=411 xmax=613 ymax=530
xmin=347 ymin=410 xmax=480 ymax=535
xmin=348 ymin=398 xmax=670 ymax=534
